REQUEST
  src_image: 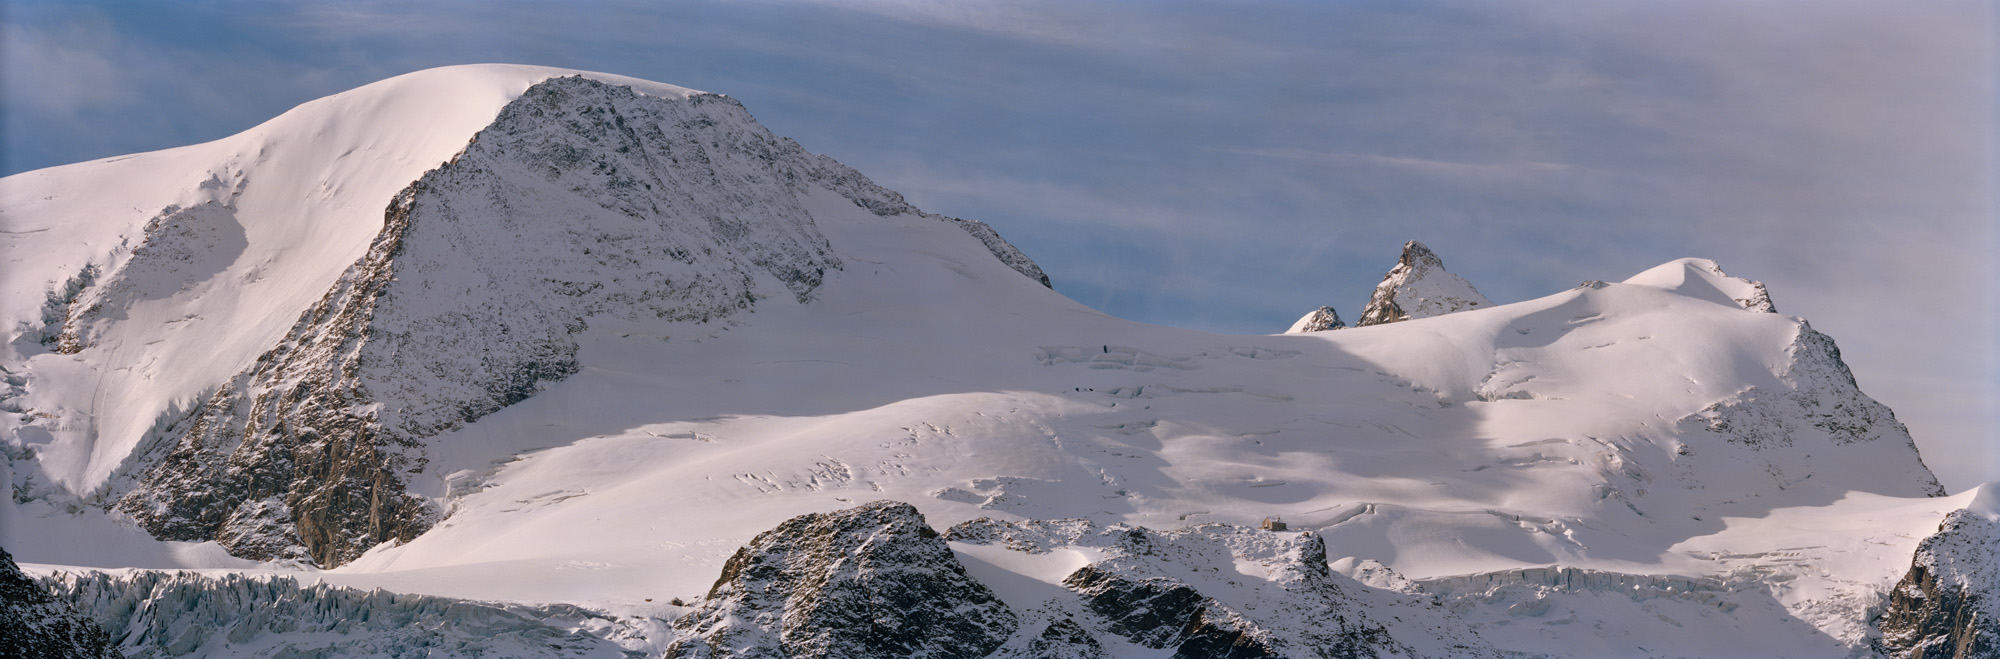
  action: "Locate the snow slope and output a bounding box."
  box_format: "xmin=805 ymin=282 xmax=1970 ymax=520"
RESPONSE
xmin=0 ymin=65 xmax=1977 ymax=658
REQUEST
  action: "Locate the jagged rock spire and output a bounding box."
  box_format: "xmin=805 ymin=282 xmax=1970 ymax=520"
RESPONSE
xmin=1286 ymin=306 xmax=1346 ymax=333
xmin=1355 ymin=241 xmax=1491 ymax=327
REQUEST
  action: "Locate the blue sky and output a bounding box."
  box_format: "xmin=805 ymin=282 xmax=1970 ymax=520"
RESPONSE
xmin=3 ymin=0 xmax=1995 ymax=489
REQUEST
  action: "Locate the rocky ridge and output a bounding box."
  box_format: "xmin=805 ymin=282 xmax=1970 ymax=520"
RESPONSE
xmin=947 ymin=516 xmax=1499 ymax=658
xmin=1879 ymin=484 xmax=2000 ymax=658
xmin=1354 ymin=241 xmax=1490 ymax=327
xmin=1675 ymin=319 xmax=1946 ymax=498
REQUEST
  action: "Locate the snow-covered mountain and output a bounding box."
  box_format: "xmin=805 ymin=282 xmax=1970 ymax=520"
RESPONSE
xmin=1 ymin=64 xmax=1984 ymax=658
xmin=1353 ymin=241 xmax=1491 ymax=327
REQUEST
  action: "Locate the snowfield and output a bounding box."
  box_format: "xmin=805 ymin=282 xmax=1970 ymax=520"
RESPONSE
xmin=2 ymin=64 xmax=1990 ymax=658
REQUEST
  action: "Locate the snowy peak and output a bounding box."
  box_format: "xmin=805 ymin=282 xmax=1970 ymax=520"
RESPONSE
xmin=1283 ymin=306 xmax=1345 ymax=333
xmin=1354 ymin=240 xmax=1492 ymax=326
xmin=0 ymin=68 xmax=1053 ymax=568
xmin=1622 ymin=257 xmax=1776 ymax=313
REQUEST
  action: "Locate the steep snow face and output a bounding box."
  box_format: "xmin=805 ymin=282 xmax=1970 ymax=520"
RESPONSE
xmin=1284 ymin=306 xmax=1345 ymax=333
xmin=0 ymin=65 xmax=699 ymax=497
xmin=1880 ymin=482 xmax=2000 ymax=658
xmin=1354 ymin=241 xmax=1492 ymax=326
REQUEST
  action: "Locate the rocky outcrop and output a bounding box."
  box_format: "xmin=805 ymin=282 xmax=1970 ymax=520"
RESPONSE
xmin=946 ymin=215 xmax=1051 ymax=288
xmin=665 ymin=501 xmax=1017 ymax=659
xmin=1677 ymin=320 xmax=1945 ymax=497
xmin=114 ymin=75 xmax=1051 ymax=567
xmin=1355 ymin=241 xmax=1490 ymax=327
xmin=0 ymin=548 xmax=116 ymax=659
xmin=1284 ymin=306 xmax=1345 ymax=333
xmin=948 ymin=517 xmax=1500 ymax=658
xmin=1880 ymin=484 xmax=2000 ymax=658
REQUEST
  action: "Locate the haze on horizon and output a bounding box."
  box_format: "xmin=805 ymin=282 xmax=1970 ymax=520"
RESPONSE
xmin=2 ymin=0 xmax=1994 ymax=489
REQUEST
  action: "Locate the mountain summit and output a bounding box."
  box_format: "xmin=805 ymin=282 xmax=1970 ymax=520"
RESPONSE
xmin=3 ymin=66 xmax=1049 ymax=567
xmin=1354 ymin=240 xmax=1491 ymax=326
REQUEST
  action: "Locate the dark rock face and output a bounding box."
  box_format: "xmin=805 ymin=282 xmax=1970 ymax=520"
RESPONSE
xmin=1879 ymin=494 xmax=1999 ymax=659
xmin=1020 ymin=617 xmax=1106 ymax=659
xmin=665 ymin=501 xmax=1018 ymax=659
xmin=1064 ymin=565 xmax=1277 ymax=658
xmin=1355 ymin=241 xmax=1490 ymax=327
xmin=114 ymin=75 xmax=1052 ymax=567
xmin=0 ymin=547 xmax=116 ymax=659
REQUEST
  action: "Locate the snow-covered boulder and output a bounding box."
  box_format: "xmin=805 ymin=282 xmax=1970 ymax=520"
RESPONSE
xmin=665 ymin=501 xmax=1017 ymax=659
xmin=1284 ymin=306 xmax=1346 ymax=333
xmin=1354 ymin=241 xmax=1491 ymax=327
xmin=1880 ymin=482 xmax=2000 ymax=659
xmin=0 ymin=548 xmax=115 ymax=659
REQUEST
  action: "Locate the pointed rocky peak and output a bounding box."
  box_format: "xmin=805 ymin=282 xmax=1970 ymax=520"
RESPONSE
xmin=1285 ymin=306 xmax=1346 ymax=333
xmin=1355 ymin=240 xmax=1492 ymax=327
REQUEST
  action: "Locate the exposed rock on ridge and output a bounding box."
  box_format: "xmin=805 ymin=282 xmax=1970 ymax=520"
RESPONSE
xmin=948 ymin=516 xmax=1500 ymax=658
xmin=115 ymin=75 xmax=1051 ymax=567
xmin=1355 ymin=241 xmax=1491 ymax=327
xmin=665 ymin=501 xmax=1017 ymax=659
xmin=1676 ymin=320 xmax=1945 ymax=498
xmin=1284 ymin=306 xmax=1345 ymax=333
xmin=0 ymin=548 xmax=116 ymax=659
xmin=1880 ymin=484 xmax=2000 ymax=659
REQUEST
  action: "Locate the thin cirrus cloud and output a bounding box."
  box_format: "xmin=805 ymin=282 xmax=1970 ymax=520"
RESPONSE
xmin=1 ymin=0 xmax=1993 ymax=488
